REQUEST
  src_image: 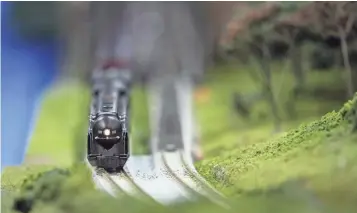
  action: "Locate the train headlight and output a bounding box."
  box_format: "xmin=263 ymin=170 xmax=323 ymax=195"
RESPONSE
xmin=103 ymin=129 xmax=111 ymax=136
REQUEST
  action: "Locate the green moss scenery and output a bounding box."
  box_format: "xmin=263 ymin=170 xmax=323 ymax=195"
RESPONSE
xmin=197 ymin=93 xmax=357 ymax=212
xmin=1 ymin=65 xmax=356 ymax=213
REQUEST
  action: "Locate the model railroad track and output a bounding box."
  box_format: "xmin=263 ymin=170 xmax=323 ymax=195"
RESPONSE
xmin=92 ymin=167 xmax=126 ymax=197
xmin=118 ymin=167 xmax=159 ymax=203
xmin=161 ymin=150 xmax=230 ymax=208
xmin=88 ymin=160 xmax=157 ymax=204
xmin=174 ymin=77 xmax=230 ymax=208
xmin=145 ymin=76 xmax=230 ymax=208
xmin=86 ymin=73 xmax=229 ymax=207
xmin=179 ymin=152 xmax=230 ymax=208
xmin=180 ymin=153 xmax=229 ymax=204
xmin=87 ymin=142 xmax=229 ymax=207
xmin=161 ymin=151 xmax=202 ymax=200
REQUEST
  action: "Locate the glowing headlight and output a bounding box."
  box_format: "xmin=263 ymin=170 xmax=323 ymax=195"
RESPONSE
xmin=103 ymin=129 xmax=111 ymax=136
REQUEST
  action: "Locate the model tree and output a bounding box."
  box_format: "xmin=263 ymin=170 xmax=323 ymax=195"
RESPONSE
xmin=229 ymin=3 xmax=283 ymax=131
xmin=273 ymin=2 xmax=315 ymax=116
xmin=312 ymin=2 xmax=357 ymax=98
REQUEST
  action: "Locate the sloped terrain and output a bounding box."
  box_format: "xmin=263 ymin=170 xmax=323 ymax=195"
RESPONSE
xmin=197 ymin=93 xmax=357 ymax=213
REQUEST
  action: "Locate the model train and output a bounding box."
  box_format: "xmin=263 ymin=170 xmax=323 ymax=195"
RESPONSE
xmin=87 ymin=64 xmax=131 ymax=172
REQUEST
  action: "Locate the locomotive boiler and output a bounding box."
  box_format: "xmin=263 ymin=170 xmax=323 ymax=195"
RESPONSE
xmin=87 ymin=66 xmax=131 ymax=172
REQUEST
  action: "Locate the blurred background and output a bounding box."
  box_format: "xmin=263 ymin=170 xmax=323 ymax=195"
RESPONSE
xmin=1 ymin=1 xmax=357 ymax=169
xmin=1 ymin=2 xmax=59 ymax=169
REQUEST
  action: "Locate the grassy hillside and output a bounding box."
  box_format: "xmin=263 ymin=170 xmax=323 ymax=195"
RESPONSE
xmin=3 ymin=94 xmax=356 ymax=213
xmin=2 ymin=63 xmax=354 ymax=213
xmin=197 ymin=95 xmax=357 ymax=212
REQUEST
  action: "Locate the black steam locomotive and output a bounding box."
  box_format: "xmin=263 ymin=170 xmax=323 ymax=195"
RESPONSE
xmin=87 ymin=65 xmax=131 ymax=172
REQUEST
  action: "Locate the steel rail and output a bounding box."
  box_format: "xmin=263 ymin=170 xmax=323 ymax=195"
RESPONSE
xmin=86 ymin=156 xmax=149 ymax=202
xmin=122 ymin=167 xmax=159 ymax=204
xmin=174 ymin=75 xmax=231 ymax=209
xmin=160 ymin=151 xmax=203 ymax=202
xmin=178 ymin=153 xmax=231 ymax=209
xmin=90 ymin=166 xmax=126 ymax=197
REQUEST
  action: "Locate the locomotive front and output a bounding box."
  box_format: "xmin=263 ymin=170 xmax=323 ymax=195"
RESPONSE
xmin=87 ymin=69 xmax=131 ymax=172
xmin=92 ymin=114 xmax=122 ymax=150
